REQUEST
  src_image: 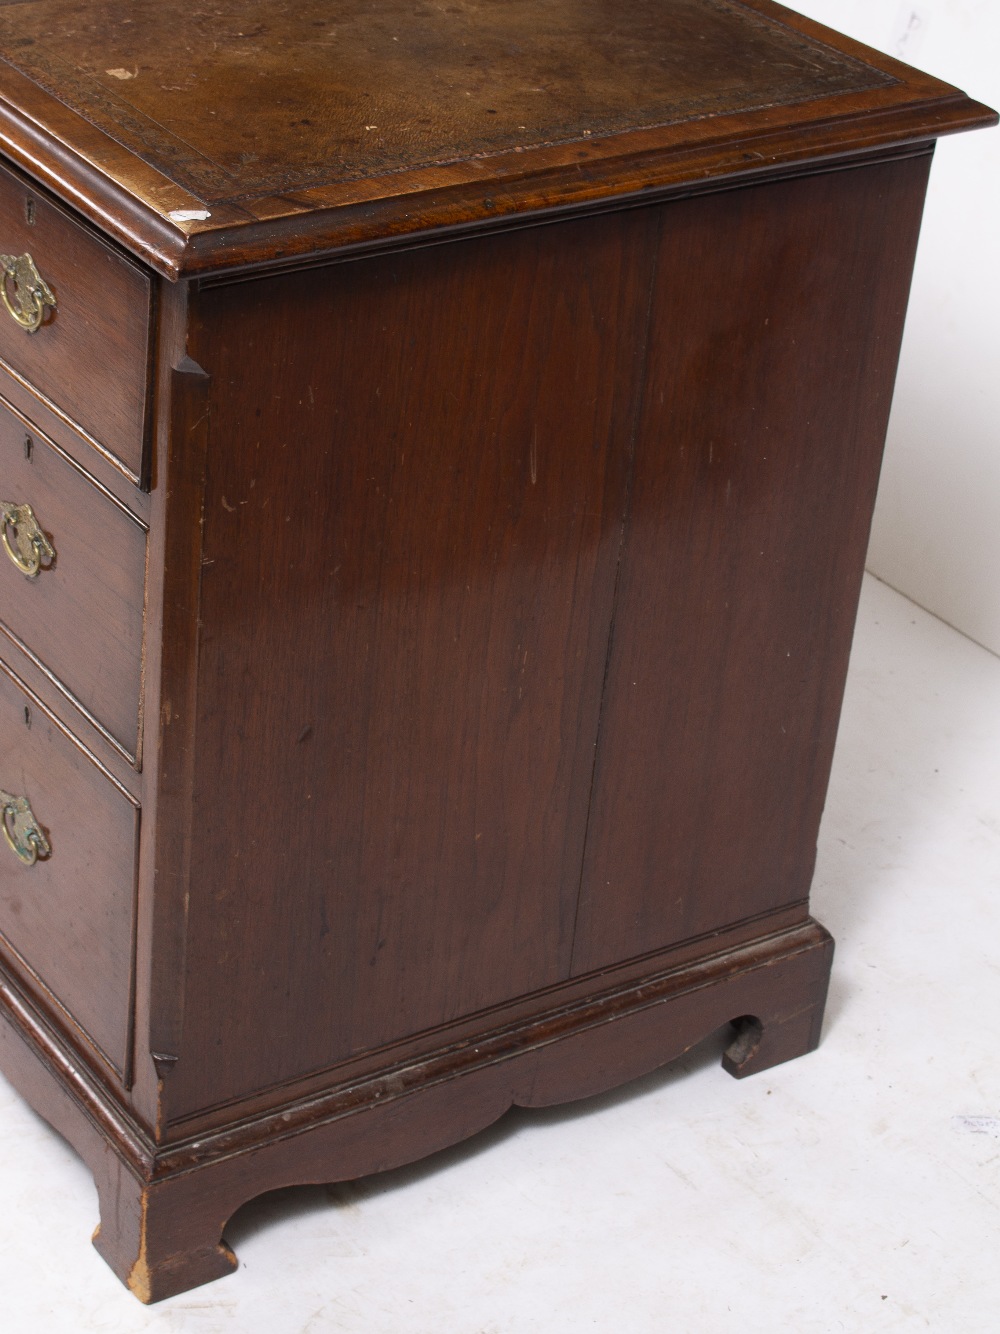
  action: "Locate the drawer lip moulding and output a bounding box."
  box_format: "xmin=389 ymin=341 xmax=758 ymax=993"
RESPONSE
xmin=0 ymin=392 xmax=147 ymax=763
xmin=0 ymin=159 xmax=154 ymax=487
xmin=0 ymin=657 xmax=139 ymax=1085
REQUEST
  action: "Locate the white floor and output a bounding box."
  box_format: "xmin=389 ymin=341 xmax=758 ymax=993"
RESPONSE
xmin=1 ymin=574 xmax=998 ymax=1333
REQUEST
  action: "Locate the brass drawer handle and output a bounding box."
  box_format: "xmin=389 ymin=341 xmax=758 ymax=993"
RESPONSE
xmin=0 ymin=790 xmax=49 ymax=866
xmin=0 ymin=500 xmax=55 ymax=577
xmin=0 ymin=253 xmax=56 ymax=333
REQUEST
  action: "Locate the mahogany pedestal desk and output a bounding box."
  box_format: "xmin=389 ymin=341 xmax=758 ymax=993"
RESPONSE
xmin=0 ymin=0 xmax=992 ymax=1303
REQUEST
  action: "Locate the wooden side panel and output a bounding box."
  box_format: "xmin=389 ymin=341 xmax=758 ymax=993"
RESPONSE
xmin=570 ymin=155 xmax=932 ymax=973
xmin=168 ymin=209 xmax=658 ymax=1116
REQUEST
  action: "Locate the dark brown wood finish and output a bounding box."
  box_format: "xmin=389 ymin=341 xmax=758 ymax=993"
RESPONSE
xmin=0 ymin=158 xmax=153 ymax=482
xmin=0 ymin=656 xmax=138 ymax=1081
xmin=0 ymin=0 xmax=990 ymax=1306
xmin=171 ymin=208 xmax=659 ymax=1116
xmin=0 ymin=393 xmax=147 ymax=760
xmin=0 ymin=914 xmax=833 ymax=1302
xmin=0 ymin=361 xmax=152 ymax=519
xmin=149 ymin=147 xmax=936 ymax=1129
xmin=572 ymin=152 xmax=933 ymax=972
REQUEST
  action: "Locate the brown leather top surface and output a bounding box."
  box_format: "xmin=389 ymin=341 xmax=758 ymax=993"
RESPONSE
xmin=0 ymin=0 xmax=894 ymax=203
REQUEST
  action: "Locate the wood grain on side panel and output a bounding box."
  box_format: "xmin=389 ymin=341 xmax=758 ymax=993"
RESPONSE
xmin=571 ymin=155 xmax=933 ymax=973
xmin=167 ymin=208 xmax=660 ymax=1117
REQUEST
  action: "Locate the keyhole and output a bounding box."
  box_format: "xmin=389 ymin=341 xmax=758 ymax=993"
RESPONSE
xmin=24 ymin=198 xmax=35 ymax=226
xmin=23 ymin=705 xmax=31 ymax=729
xmin=24 ymin=434 xmax=32 ymax=462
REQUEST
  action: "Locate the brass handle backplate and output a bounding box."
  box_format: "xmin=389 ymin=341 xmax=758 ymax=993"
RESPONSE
xmin=0 ymin=789 xmax=49 ymax=866
xmin=0 ymin=252 xmax=56 ymax=332
xmin=0 ymin=500 xmax=54 ymax=577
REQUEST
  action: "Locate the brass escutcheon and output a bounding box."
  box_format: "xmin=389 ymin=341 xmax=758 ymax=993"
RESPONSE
xmin=0 ymin=790 xmax=49 ymax=866
xmin=0 ymin=500 xmax=54 ymax=577
xmin=0 ymin=252 xmax=56 ymax=332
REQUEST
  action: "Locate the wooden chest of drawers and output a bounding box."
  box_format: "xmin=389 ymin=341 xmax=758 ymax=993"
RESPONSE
xmin=0 ymin=0 xmax=992 ymax=1303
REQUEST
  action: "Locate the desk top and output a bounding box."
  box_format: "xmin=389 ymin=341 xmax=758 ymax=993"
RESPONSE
xmin=0 ymin=0 xmax=992 ymax=277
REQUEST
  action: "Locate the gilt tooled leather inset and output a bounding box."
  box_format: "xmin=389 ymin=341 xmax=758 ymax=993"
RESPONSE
xmin=0 ymin=0 xmax=895 ymax=203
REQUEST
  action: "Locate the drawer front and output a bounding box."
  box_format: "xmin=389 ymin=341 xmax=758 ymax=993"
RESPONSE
xmin=0 ymin=660 xmax=138 ymax=1081
xmin=0 ymin=159 xmax=152 ymax=485
xmin=0 ymin=397 xmax=145 ymax=762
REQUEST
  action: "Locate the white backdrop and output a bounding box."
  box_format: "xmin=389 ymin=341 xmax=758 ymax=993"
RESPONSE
xmin=790 ymin=1 xmax=1000 ymax=654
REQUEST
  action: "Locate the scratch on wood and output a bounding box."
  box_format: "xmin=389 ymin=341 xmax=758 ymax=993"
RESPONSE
xmin=126 ymin=1192 xmax=152 ymax=1303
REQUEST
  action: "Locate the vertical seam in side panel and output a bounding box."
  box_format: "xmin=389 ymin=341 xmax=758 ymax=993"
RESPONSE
xmin=567 ymin=209 xmax=664 ymax=976
xmin=172 ymin=349 xmax=210 ymax=1118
